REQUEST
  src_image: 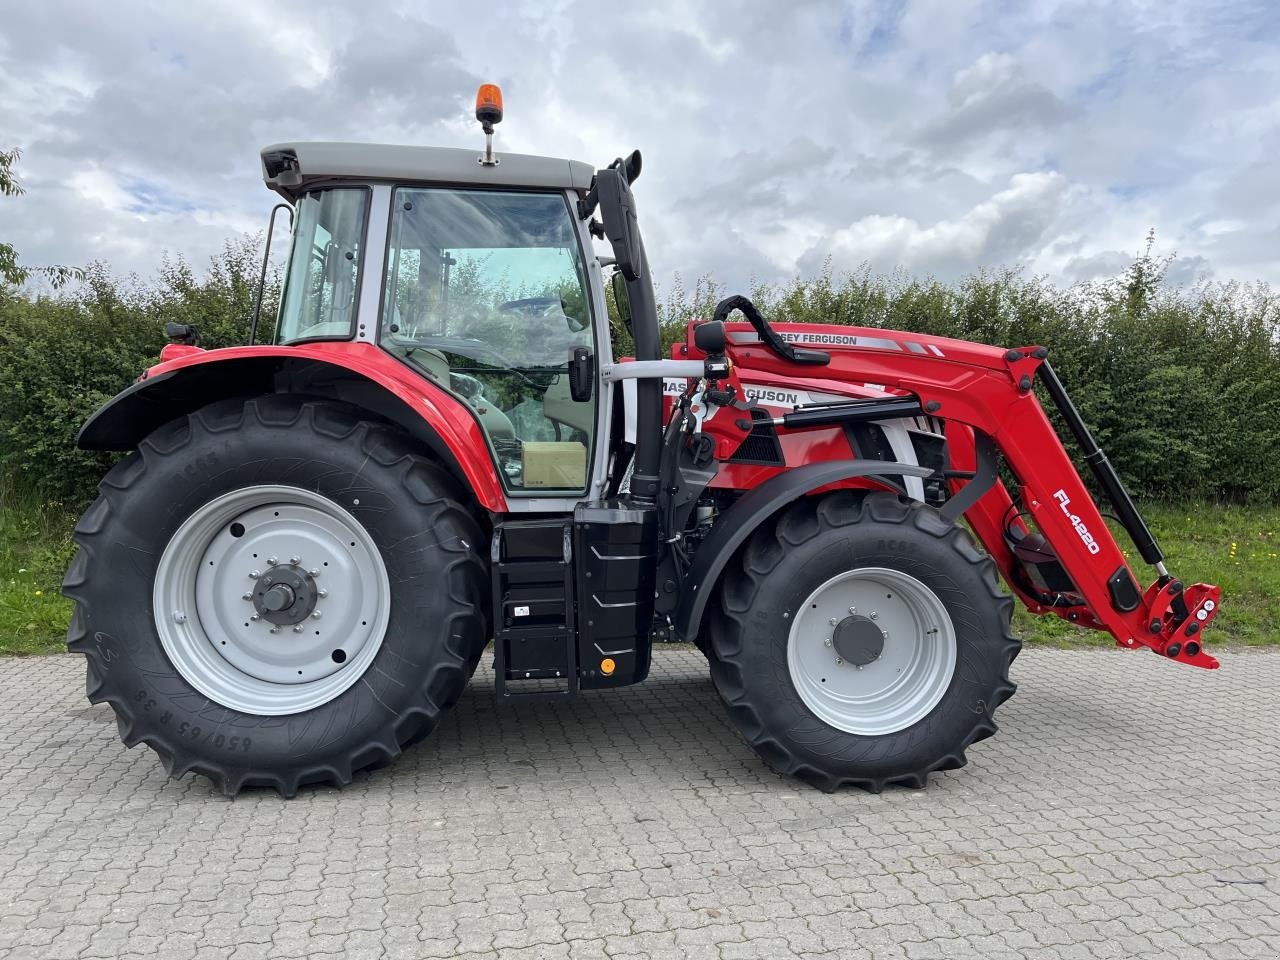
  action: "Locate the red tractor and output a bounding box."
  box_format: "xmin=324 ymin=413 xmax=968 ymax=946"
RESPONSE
xmin=65 ymin=87 xmax=1222 ymax=796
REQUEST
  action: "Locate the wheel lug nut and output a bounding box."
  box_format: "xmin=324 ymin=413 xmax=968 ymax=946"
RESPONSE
xmin=824 ymin=638 xmax=832 ymax=647
xmin=311 ymin=611 xmax=322 ymax=620
xmin=308 ymin=568 xmax=320 ymax=577
xmin=250 ymin=570 xmax=261 ymax=579
xmin=828 ymin=618 xmax=838 ymax=626
xmin=293 ymin=625 xmax=304 ymax=633
xmin=242 ymin=592 xmax=253 ymax=601
xmin=267 ymin=557 xmax=278 ymax=566
xmin=870 ymin=612 xmax=878 ymax=620
xmin=318 ymin=589 xmax=328 ymax=599
xmin=290 ymin=556 xmax=300 ymax=566
xmin=848 ymin=606 xmax=856 ymax=614
xmin=269 ymin=626 xmax=280 ymax=634
xmin=250 ymin=614 xmax=260 ymax=622
xmin=835 ymin=657 xmax=843 ymax=665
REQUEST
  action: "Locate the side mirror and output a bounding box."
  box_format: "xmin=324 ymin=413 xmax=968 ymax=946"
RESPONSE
xmin=621 ymin=149 xmax=642 ymax=185
xmin=610 ymin=272 xmax=631 ymax=326
xmin=568 ymin=346 xmax=594 ymax=402
xmin=596 ymin=168 xmax=644 ymax=281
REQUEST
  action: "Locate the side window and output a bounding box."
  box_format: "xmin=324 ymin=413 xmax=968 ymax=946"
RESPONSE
xmin=277 ymin=189 xmax=369 ymax=343
xmin=381 ymin=189 xmax=596 ymax=493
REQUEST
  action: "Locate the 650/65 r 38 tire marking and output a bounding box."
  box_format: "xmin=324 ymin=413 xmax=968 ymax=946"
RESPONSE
xmin=63 ymin=396 xmax=490 ymax=797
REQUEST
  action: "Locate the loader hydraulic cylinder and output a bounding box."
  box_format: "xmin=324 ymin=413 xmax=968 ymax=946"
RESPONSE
xmin=1037 ymin=362 xmax=1165 ymax=567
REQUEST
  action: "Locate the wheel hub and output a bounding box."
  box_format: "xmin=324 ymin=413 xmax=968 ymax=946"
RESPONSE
xmin=832 ymin=614 xmax=884 ymax=667
xmin=252 ymin=567 xmax=317 ymax=625
xmin=153 ymin=485 xmax=390 ymax=716
xmin=786 ymin=567 xmax=957 ymax=736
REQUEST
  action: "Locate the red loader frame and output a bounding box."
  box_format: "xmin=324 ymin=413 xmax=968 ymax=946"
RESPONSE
xmin=710 ymin=320 xmax=1222 ymax=669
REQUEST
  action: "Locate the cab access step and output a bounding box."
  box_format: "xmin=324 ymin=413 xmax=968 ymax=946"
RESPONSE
xmin=490 ymin=504 xmax=660 ymax=701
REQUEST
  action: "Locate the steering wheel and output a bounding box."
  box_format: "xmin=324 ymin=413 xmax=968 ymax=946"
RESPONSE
xmin=498 ymin=296 xmax=589 ymax=333
xmin=402 ymin=335 xmax=550 ymax=391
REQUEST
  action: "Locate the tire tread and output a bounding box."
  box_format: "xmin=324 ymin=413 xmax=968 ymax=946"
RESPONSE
xmin=709 ymin=492 xmax=1020 ymax=793
xmin=63 ymin=397 xmax=489 ymax=798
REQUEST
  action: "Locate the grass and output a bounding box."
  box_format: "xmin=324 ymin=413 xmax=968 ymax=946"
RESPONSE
xmin=0 ymin=489 xmax=77 ymax=656
xmin=0 ymin=493 xmax=1275 ymax=657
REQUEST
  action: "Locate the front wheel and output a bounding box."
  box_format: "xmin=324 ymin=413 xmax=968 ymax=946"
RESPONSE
xmin=709 ymin=491 xmax=1019 ymax=792
xmin=63 ymin=397 xmax=489 ymax=796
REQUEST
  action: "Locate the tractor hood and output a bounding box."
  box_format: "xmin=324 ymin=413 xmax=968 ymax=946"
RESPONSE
xmin=260 ymin=141 xmax=595 ymax=200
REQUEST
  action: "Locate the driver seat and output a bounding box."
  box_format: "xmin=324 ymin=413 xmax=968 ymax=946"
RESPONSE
xmin=408 ymin=344 xmax=517 ymax=441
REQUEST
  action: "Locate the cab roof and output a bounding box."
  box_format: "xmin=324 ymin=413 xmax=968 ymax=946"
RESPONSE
xmin=260 ymin=141 xmax=596 ymax=200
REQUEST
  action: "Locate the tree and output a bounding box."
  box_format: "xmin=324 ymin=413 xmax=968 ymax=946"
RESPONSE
xmin=0 ymin=148 xmax=81 ymax=289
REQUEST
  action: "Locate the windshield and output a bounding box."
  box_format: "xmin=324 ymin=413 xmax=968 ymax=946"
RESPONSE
xmin=276 ymin=188 xmax=369 ymax=343
xmin=381 ymin=188 xmax=595 ymax=493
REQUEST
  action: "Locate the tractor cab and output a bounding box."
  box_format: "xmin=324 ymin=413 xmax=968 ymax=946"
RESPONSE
xmin=261 ymin=141 xmax=607 ymax=499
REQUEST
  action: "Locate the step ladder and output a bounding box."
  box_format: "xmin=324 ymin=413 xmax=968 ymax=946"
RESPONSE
xmin=490 ymin=519 xmax=578 ymax=701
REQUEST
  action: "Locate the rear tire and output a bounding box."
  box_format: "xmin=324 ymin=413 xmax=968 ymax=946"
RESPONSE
xmin=63 ymin=396 xmax=489 ymax=797
xmin=709 ymin=491 xmax=1019 ymax=792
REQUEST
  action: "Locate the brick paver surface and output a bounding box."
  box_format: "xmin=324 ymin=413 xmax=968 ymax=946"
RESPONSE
xmin=0 ymin=647 xmax=1277 ymax=959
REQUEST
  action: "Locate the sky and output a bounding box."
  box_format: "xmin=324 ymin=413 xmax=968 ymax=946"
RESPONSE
xmin=3 ymin=0 xmax=1279 ymax=294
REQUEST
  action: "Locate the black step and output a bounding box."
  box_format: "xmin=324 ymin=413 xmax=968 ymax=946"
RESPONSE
xmin=491 ymin=518 xmax=578 ymax=701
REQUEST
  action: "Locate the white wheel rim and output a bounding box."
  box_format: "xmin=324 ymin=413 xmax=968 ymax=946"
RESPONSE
xmin=153 ymin=485 xmax=390 ymax=716
xmin=786 ymin=567 xmax=957 ymax=736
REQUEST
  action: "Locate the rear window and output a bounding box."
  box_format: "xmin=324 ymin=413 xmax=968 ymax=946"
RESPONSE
xmin=276 ymin=188 xmax=369 ymax=343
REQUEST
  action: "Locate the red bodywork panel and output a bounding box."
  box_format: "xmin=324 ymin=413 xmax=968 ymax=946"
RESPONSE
xmin=678 ymin=320 xmax=1221 ymax=669
xmin=149 ymin=342 xmax=508 ymax=513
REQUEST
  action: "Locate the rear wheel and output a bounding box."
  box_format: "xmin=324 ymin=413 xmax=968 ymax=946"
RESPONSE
xmin=709 ymin=491 xmax=1019 ymax=792
xmin=63 ymin=396 xmax=489 ymax=796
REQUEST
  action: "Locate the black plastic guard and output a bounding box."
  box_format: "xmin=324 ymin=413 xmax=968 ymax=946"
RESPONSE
xmin=672 ymin=459 xmax=931 ymax=643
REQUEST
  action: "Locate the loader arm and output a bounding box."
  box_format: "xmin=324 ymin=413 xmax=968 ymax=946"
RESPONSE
xmin=722 ymin=321 xmax=1222 ymax=669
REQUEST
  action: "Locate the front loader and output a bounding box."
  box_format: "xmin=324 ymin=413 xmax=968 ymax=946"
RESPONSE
xmin=64 ymin=86 xmax=1221 ymax=796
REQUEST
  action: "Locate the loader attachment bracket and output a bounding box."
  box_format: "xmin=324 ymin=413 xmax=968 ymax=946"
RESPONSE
xmin=1144 ymin=578 xmax=1221 ymax=668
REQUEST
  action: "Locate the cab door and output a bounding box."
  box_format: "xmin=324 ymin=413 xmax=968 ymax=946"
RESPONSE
xmin=378 ymin=188 xmax=602 ymax=498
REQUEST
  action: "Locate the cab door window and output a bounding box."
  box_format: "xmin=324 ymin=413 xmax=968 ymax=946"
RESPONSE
xmin=380 ymin=189 xmax=595 ymax=493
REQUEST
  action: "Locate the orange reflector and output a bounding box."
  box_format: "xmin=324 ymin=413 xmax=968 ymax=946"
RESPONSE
xmin=600 ymin=657 xmax=616 ymax=676
xmin=475 ymin=83 xmax=503 ymax=124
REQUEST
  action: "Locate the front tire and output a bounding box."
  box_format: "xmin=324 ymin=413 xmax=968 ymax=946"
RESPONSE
xmin=63 ymin=397 xmax=489 ymax=797
xmin=709 ymin=491 xmax=1019 ymax=792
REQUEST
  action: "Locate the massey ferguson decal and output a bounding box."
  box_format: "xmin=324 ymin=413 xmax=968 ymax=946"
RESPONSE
xmin=742 ymin=385 xmax=809 ymax=407
xmin=1053 ymin=489 xmax=1101 ymax=556
xmin=727 ymin=330 xmax=946 ymax=357
xmin=663 ymin=379 xmax=812 ymax=407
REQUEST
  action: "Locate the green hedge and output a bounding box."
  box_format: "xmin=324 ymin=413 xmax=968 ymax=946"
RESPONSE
xmin=0 ymin=239 xmax=275 ymax=503
xmin=3 ymin=238 xmax=1278 ymax=507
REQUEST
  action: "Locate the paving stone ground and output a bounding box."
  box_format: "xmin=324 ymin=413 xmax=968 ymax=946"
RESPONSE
xmin=0 ymin=646 xmax=1277 ymax=959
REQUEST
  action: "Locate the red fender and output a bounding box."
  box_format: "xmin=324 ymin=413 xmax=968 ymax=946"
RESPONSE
xmin=78 ymin=341 xmax=508 ymax=513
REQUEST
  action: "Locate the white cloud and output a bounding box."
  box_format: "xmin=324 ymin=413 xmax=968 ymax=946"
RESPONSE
xmin=802 ymin=171 xmax=1068 ymax=277
xmin=2 ymin=0 xmax=1278 ymax=293
xmin=67 ymin=170 xmax=135 ymax=214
